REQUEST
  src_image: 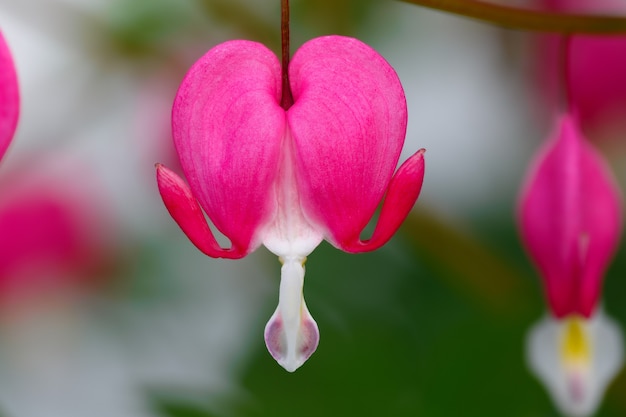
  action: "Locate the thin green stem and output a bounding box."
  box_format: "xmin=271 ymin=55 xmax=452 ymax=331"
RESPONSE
xmin=398 ymin=0 xmax=626 ymax=33
xmin=281 ymin=0 xmax=293 ymax=110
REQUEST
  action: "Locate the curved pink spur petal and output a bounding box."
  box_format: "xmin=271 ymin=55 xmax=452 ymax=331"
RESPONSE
xmin=0 ymin=31 xmax=19 ymax=161
xmin=518 ymin=115 xmax=622 ymax=318
xmin=341 ymin=149 xmax=425 ymax=253
xmin=172 ymin=40 xmax=285 ymax=255
xmin=156 ymin=164 xmax=246 ymax=259
xmin=287 ymin=35 xmax=409 ymax=251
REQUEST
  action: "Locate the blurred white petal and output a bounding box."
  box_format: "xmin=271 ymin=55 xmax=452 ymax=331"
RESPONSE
xmin=527 ymin=310 xmax=623 ymax=417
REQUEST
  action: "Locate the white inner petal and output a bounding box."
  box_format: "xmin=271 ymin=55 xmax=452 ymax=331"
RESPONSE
xmin=262 ymin=131 xmax=323 ymax=258
xmin=264 ymin=259 xmax=319 ymax=372
xmin=526 ymin=311 xmax=624 ymax=417
xmin=261 ymin=131 xmax=323 ymax=372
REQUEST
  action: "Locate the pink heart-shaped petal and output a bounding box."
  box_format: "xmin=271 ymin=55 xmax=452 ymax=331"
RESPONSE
xmin=288 ymin=36 xmax=416 ymax=250
xmin=168 ymin=40 xmax=286 ymax=254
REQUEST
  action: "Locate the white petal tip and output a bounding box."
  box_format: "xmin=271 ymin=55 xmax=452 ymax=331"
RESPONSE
xmin=264 ymin=305 xmax=319 ymax=372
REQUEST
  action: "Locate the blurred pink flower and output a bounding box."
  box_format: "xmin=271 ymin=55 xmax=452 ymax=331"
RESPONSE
xmin=519 ymin=114 xmax=623 ymax=417
xmin=157 ymin=35 xmax=425 ymax=371
xmin=519 ymin=115 xmax=621 ymax=318
xmin=533 ymin=0 xmax=626 ymax=136
xmin=0 ymin=31 xmax=19 ymax=161
xmin=0 ymin=162 xmax=112 ymax=309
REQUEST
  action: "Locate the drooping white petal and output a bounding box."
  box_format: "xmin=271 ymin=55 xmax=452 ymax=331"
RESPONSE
xmin=526 ymin=310 xmax=623 ymax=417
xmin=264 ymin=259 xmax=319 ymax=372
xmin=260 ymin=129 xmax=322 ymax=372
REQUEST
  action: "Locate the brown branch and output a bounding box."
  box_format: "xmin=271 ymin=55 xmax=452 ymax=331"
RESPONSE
xmin=280 ymin=0 xmax=293 ymax=110
xmin=397 ymin=0 xmax=626 ymax=33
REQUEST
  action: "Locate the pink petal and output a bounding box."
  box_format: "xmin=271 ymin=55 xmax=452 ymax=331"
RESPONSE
xmin=171 ymin=40 xmax=285 ymax=255
xmin=0 ymin=31 xmax=19 ymax=161
xmin=287 ymin=36 xmax=411 ymax=251
xmin=567 ymin=36 xmax=626 ymax=130
xmin=518 ymin=115 xmax=622 ymax=318
xmin=156 ymin=164 xmax=245 ymax=259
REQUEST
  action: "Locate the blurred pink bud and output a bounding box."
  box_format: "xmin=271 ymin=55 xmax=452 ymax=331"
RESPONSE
xmin=533 ymin=0 xmax=626 ymax=134
xmin=157 ymin=35 xmax=425 ymax=371
xmin=0 ymin=165 xmax=112 ymax=307
xmin=518 ymin=115 xmax=622 ymax=318
xmin=0 ymin=31 xmax=19 ymax=161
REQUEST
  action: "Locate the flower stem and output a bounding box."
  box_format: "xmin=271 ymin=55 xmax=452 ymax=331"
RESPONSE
xmin=281 ymin=0 xmax=294 ymax=110
xmin=398 ymin=0 xmax=626 ymax=33
xmin=558 ymin=35 xmax=572 ymax=114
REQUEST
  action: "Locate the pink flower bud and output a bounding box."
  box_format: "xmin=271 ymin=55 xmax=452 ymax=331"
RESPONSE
xmin=518 ymin=114 xmax=622 ymax=318
xmin=0 ymin=31 xmax=19 ymax=161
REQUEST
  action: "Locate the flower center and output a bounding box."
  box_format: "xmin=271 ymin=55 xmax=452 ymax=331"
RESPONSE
xmin=560 ymin=315 xmax=591 ymax=369
xmin=262 ymin=129 xmax=323 ymax=258
xmin=560 ymin=315 xmax=592 ymax=403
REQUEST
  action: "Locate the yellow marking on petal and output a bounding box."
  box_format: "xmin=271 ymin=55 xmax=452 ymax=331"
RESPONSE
xmin=560 ymin=316 xmax=591 ymax=369
xmin=278 ymin=255 xmax=306 ymax=266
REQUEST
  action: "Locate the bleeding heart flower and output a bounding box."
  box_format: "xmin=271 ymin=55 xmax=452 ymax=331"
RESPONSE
xmin=0 ymin=31 xmax=19 ymax=161
xmin=518 ymin=114 xmax=623 ymax=416
xmin=156 ymin=35 xmax=425 ymax=372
